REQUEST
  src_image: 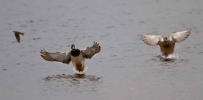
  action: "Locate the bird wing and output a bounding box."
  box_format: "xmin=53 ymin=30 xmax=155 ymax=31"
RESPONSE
xmin=168 ymin=30 xmax=191 ymax=42
xmin=14 ymin=33 xmax=20 ymax=43
xmin=141 ymin=34 xmax=164 ymax=46
xmin=13 ymin=31 xmax=24 ymax=43
xmin=81 ymin=42 xmax=101 ymax=59
xmin=13 ymin=31 xmax=24 ymax=36
xmin=40 ymin=48 xmax=71 ymax=64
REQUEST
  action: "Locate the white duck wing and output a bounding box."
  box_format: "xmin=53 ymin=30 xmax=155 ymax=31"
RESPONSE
xmin=81 ymin=42 xmax=101 ymax=59
xmin=141 ymin=34 xmax=164 ymax=46
xmin=169 ymin=30 xmax=191 ymax=42
xmin=40 ymin=48 xmax=71 ymax=64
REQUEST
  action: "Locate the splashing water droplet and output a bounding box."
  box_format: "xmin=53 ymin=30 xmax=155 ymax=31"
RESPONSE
xmin=165 ymin=53 xmax=178 ymax=59
xmin=72 ymin=67 xmax=88 ymax=74
xmin=161 ymin=49 xmax=179 ymax=60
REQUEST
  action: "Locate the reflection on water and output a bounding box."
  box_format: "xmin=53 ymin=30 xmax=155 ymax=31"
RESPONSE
xmin=154 ymin=54 xmax=177 ymax=62
xmin=44 ymin=74 xmax=102 ymax=83
xmin=146 ymin=54 xmax=191 ymax=68
xmin=42 ymin=74 xmax=103 ymax=92
xmin=1 ymin=0 xmax=203 ymax=99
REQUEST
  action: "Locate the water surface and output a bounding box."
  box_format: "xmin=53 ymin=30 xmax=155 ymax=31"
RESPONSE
xmin=0 ymin=0 xmax=203 ymax=100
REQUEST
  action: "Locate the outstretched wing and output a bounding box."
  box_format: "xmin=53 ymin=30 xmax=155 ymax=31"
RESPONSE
xmin=13 ymin=31 xmax=24 ymax=43
xmin=141 ymin=34 xmax=164 ymax=46
xmin=40 ymin=48 xmax=71 ymax=64
xmin=81 ymin=42 xmax=101 ymax=59
xmin=169 ymin=30 xmax=191 ymax=42
xmin=14 ymin=33 xmax=20 ymax=43
xmin=13 ymin=31 xmax=24 ymax=36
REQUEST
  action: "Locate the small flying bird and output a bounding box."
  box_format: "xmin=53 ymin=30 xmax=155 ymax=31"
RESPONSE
xmin=13 ymin=31 xmax=24 ymax=43
xmin=141 ymin=30 xmax=191 ymax=58
xmin=40 ymin=42 xmax=101 ymax=72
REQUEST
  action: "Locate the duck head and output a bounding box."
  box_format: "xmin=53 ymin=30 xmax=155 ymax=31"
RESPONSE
xmin=164 ymin=37 xmax=168 ymax=41
xmin=71 ymin=44 xmax=75 ymax=50
xmin=70 ymin=44 xmax=81 ymax=56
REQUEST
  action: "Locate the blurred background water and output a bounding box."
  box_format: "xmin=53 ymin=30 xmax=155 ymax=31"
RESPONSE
xmin=0 ymin=0 xmax=203 ymax=100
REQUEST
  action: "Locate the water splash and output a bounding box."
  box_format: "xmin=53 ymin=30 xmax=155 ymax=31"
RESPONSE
xmin=72 ymin=67 xmax=88 ymax=74
xmin=164 ymin=53 xmax=178 ymax=59
xmin=160 ymin=49 xmax=179 ymax=60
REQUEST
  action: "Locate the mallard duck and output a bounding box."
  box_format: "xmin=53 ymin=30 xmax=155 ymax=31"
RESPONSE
xmin=141 ymin=30 xmax=191 ymax=58
xmin=40 ymin=42 xmax=101 ymax=72
xmin=13 ymin=31 xmax=24 ymax=43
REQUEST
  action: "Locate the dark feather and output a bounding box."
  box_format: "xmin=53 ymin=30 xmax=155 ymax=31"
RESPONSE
xmin=40 ymin=48 xmax=71 ymax=64
xmin=13 ymin=31 xmax=24 ymax=43
xmin=70 ymin=49 xmax=81 ymax=57
xmin=81 ymin=42 xmax=101 ymax=59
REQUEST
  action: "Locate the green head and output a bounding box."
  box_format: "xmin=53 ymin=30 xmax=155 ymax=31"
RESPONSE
xmin=71 ymin=44 xmax=75 ymax=50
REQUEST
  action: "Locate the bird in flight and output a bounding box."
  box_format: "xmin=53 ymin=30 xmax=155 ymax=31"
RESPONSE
xmin=40 ymin=42 xmax=101 ymax=72
xmin=141 ymin=30 xmax=191 ymax=58
xmin=13 ymin=31 xmax=24 ymax=43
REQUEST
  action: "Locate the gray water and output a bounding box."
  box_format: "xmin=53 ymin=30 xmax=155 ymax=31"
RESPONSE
xmin=1 ymin=0 xmax=203 ymax=100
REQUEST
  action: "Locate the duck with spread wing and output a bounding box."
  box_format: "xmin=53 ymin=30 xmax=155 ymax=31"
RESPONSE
xmin=141 ymin=30 xmax=191 ymax=58
xmin=40 ymin=42 xmax=101 ymax=72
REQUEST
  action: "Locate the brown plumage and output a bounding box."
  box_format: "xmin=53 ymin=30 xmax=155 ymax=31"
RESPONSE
xmin=141 ymin=30 xmax=191 ymax=58
xmin=158 ymin=37 xmax=175 ymax=57
xmin=40 ymin=42 xmax=101 ymax=72
xmin=13 ymin=31 xmax=24 ymax=43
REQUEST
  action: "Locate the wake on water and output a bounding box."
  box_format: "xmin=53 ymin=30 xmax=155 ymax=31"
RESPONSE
xmin=160 ymin=53 xmax=179 ymax=60
xmin=72 ymin=67 xmax=88 ymax=74
xmin=157 ymin=48 xmax=179 ymax=61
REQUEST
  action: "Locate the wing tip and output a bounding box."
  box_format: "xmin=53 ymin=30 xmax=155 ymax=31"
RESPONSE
xmin=140 ymin=35 xmax=159 ymax=46
xmin=13 ymin=31 xmax=24 ymax=36
xmin=40 ymin=48 xmax=46 ymax=54
xmin=93 ymin=41 xmax=101 ymax=53
xmin=40 ymin=48 xmax=53 ymax=61
xmin=186 ymin=29 xmax=191 ymax=34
